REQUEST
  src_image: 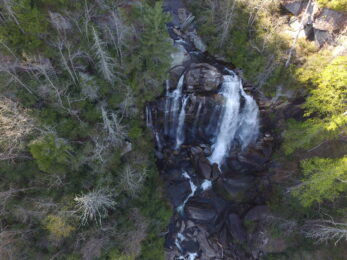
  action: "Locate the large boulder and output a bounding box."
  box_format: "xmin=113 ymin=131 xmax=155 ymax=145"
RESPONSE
xmin=313 ymin=8 xmax=347 ymax=33
xmin=185 ymin=63 xmax=222 ymax=93
xmin=314 ymin=29 xmax=334 ymax=47
xmin=185 ymin=200 xmax=216 ymax=222
xmin=216 ymin=175 xmax=255 ymax=202
xmin=281 ymin=0 xmax=308 ymax=16
xmin=228 ymin=214 xmax=247 ymax=243
xmin=197 ymin=156 xmax=212 ymax=179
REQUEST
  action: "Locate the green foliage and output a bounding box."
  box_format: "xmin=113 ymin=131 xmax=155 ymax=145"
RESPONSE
xmin=128 ymin=1 xmax=173 ymax=101
xmin=283 ymin=56 xmax=347 ymax=154
xmin=0 ymin=0 xmax=48 ymax=53
xmin=29 ymin=135 xmax=72 ymax=174
xmin=282 ymin=119 xmax=335 ymax=155
xmin=0 ymin=0 xmax=174 ymax=257
xmin=292 ymin=156 xmax=347 ymax=207
xmin=316 ymin=0 xmax=347 ymax=12
xmin=187 ymin=0 xmax=292 ymax=93
xmin=304 ymin=57 xmax=347 ymax=119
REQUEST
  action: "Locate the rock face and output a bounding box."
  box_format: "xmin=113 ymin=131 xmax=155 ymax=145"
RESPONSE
xmin=228 ymin=214 xmax=247 ymax=243
xmin=185 ymin=63 xmax=222 ymax=93
xmin=282 ymin=0 xmax=308 ymax=15
xmin=313 ymin=8 xmax=347 ymax=32
xmin=281 ymin=0 xmax=347 ymax=47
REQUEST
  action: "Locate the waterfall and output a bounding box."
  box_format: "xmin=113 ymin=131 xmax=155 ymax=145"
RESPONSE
xmin=169 ymin=74 xmax=185 ymax=137
xmin=192 ymin=102 xmax=202 ymax=133
xmin=209 ymin=74 xmax=259 ymax=165
xmin=175 ymin=96 xmax=189 ymax=149
xmin=164 ymin=80 xmax=171 ymax=136
xmin=237 ymin=88 xmax=259 ymax=149
xmin=146 ymin=105 xmax=153 ymax=128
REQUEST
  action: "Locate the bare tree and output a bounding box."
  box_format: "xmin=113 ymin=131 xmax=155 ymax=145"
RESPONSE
xmin=219 ymin=0 xmax=237 ymax=47
xmin=302 ymin=219 xmax=347 ymax=245
xmin=101 ymin=106 xmax=127 ymax=148
xmin=0 ymin=0 xmax=21 ymax=27
xmin=74 ymin=189 xmax=116 ymax=226
xmin=91 ymin=26 xmax=115 ymax=83
xmin=0 ymin=97 xmax=36 ymax=161
xmin=119 ymin=165 xmax=147 ymax=198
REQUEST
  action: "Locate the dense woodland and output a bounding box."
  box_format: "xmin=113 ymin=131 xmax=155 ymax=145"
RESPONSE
xmin=0 ymin=0 xmax=172 ymax=259
xmin=0 ymin=0 xmax=346 ymax=259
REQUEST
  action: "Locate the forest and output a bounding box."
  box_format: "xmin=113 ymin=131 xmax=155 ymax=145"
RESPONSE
xmin=0 ymin=0 xmax=346 ymax=259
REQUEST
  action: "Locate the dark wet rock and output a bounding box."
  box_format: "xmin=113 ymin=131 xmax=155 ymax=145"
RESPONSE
xmin=211 ymin=163 xmax=221 ymax=181
xmin=195 ymin=227 xmax=223 ymax=259
xmin=281 ymin=0 xmax=308 ymax=16
xmin=313 ymin=8 xmax=347 ymax=32
xmin=228 ymin=214 xmax=247 ymax=243
xmin=216 ymin=175 xmax=255 ymax=202
xmin=190 ymin=146 xmax=203 ymax=156
xmin=244 ymin=206 xmax=270 ymax=222
xmin=169 ymin=65 xmax=185 ymax=89
xmin=236 ymin=146 xmax=272 ymax=173
xmin=185 ymin=63 xmax=222 ymax=93
xmin=166 ymin=179 xmax=192 ymax=208
xmin=314 ymin=29 xmax=334 ymax=47
xmin=197 ymin=156 xmax=212 ymax=179
xmin=186 ymin=200 xmax=216 ymax=222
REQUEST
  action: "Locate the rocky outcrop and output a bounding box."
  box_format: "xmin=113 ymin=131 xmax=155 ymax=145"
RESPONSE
xmin=282 ymin=0 xmax=308 ymax=16
xmin=185 ymin=63 xmax=222 ymax=93
xmin=281 ymin=0 xmax=347 ymax=47
xmin=313 ymin=8 xmax=347 ymax=32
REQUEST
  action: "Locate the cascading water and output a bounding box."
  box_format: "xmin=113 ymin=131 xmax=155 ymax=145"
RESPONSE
xmin=175 ymin=96 xmax=189 ymax=149
xmin=177 ymin=172 xmax=197 ymax=214
xmin=237 ymin=88 xmax=259 ymax=149
xmin=209 ymin=74 xmax=259 ymax=166
xmin=192 ymin=102 xmax=202 ymax=133
xmin=169 ymin=74 xmax=185 ymax=138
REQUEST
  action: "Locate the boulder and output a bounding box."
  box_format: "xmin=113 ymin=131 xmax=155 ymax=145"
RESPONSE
xmin=197 ymin=156 xmax=212 ymax=179
xmin=166 ymin=179 xmax=192 ymax=208
xmin=313 ymin=8 xmax=347 ymax=33
xmin=186 ymin=200 xmax=216 ymax=222
xmin=228 ymin=214 xmax=247 ymax=243
xmin=185 ymin=63 xmax=222 ymax=93
xmin=244 ymin=206 xmax=270 ymax=222
xmin=281 ymin=0 xmax=308 ymax=16
xmin=314 ymin=29 xmax=334 ymax=47
xmin=236 ymin=146 xmax=271 ymax=173
xmin=216 ymin=175 xmax=255 ymax=202
xmin=211 ymin=163 xmax=221 ymax=181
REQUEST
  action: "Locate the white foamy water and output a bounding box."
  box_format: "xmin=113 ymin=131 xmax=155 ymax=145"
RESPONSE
xmin=175 ymin=96 xmax=189 ymax=149
xmin=209 ymin=74 xmax=259 ymax=165
xmin=177 ymin=172 xmax=197 ymax=214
